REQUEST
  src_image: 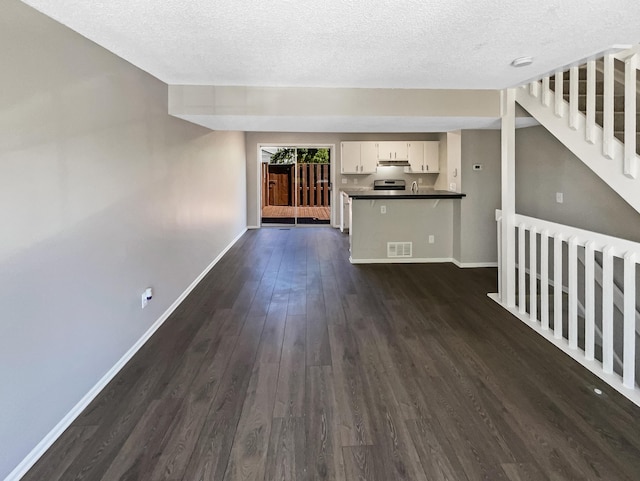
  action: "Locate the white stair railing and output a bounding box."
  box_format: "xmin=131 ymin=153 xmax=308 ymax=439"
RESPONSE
xmin=492 ymin=210 xmax=640 ymax=407
xmin=526 ymin=48 xmax=638 ymax=177
xmin=516 ymin=46 xmax=640 ymax=214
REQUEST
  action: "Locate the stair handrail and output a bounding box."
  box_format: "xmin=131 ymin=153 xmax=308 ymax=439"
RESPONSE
xmin=493 ymin=209 xmax=640 ymax=407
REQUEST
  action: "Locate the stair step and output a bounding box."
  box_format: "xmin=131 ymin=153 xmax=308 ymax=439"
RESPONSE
xmin=562 ymin=94 xmax=629 ymax=111
xmin=550 ymin=79 xmax=624 ymax=95
xmin=594 ymin=112 xmax=640 ymax=131
xmin=613 ymin=131 xmax=640 ymax=154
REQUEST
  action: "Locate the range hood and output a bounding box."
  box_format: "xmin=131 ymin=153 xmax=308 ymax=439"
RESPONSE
xmin=377 ymin=159 xmax=410 ymax=166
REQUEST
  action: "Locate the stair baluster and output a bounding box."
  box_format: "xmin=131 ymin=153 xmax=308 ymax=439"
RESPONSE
xmin=624 ymin=53 xmax=637 ymax=177
xmin=603 ymin=54 xmax=615 ymax=158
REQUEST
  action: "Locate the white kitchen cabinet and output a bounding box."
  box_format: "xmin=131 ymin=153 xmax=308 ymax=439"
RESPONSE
xmin=407 ymin=142 xmax=424 ymax=172
xmin=341 ymin=142 xmax=361 ymax=173
xmin=424 ymin=141 xmax=439 ymax=172
xmin=376 ymin=141 xmax=408 ymax=161
xmin=405 ymin=141 xmax=440 ymax=173
xmin=360 ymin=142 xmax=378 ymax=173
xmin=341 ymin=141 xmax=378 ymax=174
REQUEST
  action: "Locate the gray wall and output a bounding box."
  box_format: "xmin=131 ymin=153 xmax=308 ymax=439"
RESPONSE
xmin=459 ymin=130 xmax=502 ymax=264
xmin=514 ymin=126 xmax=640 ymax=376
xmin=245 ymin=132 xmax=440 ymax=227
xmin=0 ymin=2 xmax=247 ymax=478
xmin=515 ymin=126 xmax=640 ymax=242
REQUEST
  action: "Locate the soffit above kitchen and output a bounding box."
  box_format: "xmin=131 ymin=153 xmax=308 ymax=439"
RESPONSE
xmin=20 ymin=0 xmax=640 ymax=90
xmin=168 ymin=85 xmax=537 ymax=132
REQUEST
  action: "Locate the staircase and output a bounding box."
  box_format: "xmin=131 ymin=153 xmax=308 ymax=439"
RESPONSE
xmin=550 ymin=60 xmax=640 ymax=154
xmin=495 ymin=50 xmax=640 ymax=407
xmin=515 ymin=46 xmax=640 ymax=214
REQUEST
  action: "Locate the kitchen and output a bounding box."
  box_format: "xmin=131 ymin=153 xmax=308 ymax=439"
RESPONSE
xmin=339 ymin=136 xmax=465 ymax=263
xmin=245 ymin=131 xmax=500 ymax=268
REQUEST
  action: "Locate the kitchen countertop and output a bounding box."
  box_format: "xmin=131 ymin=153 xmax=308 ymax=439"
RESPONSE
xmin=341 ymin=188 xmax=465 ymax=200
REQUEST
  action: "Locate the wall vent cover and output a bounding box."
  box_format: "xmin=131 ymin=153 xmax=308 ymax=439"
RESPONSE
xmin=387 ymin=242 xmax=412 ymax=258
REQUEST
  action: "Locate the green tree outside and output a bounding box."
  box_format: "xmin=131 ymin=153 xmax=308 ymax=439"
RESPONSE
xmin=270 ymin=148 xmax=330 ymax=164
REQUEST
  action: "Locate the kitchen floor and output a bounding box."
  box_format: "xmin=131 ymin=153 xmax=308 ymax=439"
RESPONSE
xmin=24 ymin=228 xmax=640 ymax=480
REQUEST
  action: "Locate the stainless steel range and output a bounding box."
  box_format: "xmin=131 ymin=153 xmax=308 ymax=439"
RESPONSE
xmin=373 ymin=179 xmax=406 ymax=190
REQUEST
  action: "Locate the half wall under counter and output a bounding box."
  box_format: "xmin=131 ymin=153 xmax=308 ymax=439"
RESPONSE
xmin=341 ymin=189 xmax=466 ymax=264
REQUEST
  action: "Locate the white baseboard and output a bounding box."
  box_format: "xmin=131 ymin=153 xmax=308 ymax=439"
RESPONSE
xmin=350 ymin=257 xmax=455 ymax=264
xmin=4 ymin=228 xmax=247 ymax=481
xmin=350 ymin=257 xmax=498 ymax=268
xmin=451 ymin=259 xmax=498 ymax=268
xmin=487 ymin=293 xmax=640 ymax=409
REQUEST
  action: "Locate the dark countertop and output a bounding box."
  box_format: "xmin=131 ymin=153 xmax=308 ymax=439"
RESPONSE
xmin=342 ymin=189 xmax=465 ymax=200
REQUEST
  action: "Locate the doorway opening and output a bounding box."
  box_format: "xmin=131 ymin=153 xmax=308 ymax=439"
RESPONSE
xmin=260 ymin=146 xmax=331 ymax=226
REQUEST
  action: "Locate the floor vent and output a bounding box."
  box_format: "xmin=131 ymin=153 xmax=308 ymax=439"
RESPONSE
xmin=387 ymin=242 xmax=412 ymax=258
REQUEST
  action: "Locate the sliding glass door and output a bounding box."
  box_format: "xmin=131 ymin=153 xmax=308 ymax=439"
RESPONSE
xmin=261 ymin=147 xmax=331 ymax=226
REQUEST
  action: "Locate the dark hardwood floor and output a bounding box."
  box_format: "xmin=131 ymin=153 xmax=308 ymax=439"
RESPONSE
xmin=24 ymin=227 xmax=640 ymax=481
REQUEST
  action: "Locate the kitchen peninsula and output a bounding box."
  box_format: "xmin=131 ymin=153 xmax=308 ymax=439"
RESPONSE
xmin=341 ymin=187 xmax=465 ymax=263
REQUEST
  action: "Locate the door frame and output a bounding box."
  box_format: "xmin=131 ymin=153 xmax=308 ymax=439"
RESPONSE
xmin=257 ymin=143 xmax=336 ymax=228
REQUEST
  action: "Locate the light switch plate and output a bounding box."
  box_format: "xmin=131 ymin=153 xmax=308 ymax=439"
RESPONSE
xmin=556 ymin=192 xmax=564 ymax=203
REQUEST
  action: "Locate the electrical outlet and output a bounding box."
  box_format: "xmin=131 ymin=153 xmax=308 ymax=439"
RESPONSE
xmin=428 ymin=235 xmax=435 ymax=244
xmin=473 ymin=164 xmax=483 ymax=171
xmin=341 ymin=178 xmax=347 ymax=184
xmin=556 ymin=192 xmax=564 ymax=203
xmin=449 ymin=182 xmax=456 ymax=191
xmin=141 ymin=287 xmax=153 ymax=309
xmin=380 ymin=205 xmax=387 ymax=214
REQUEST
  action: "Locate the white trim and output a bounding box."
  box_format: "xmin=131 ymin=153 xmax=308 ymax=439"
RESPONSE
xmin=350 ymin=257 xmax=454 ymax=264
xmin=247 ymin=225 xmax=260 ymax=229
xmin=349 ymin=257 xmax=497 ymax=267
xmin=256 ymin=143 xmax=336 ymax=228
xmin=4 ymin=228 xmax=247 ymax=481
xmin=487 ymin=293 xmax=640 ymax=409
xmin=349 ymin=257 xmax=498 ymax=269
xmin=451 ymin=259 xmax=498 ymax=268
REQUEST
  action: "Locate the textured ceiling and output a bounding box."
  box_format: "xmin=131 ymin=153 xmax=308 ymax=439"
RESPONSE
xmin=20 ymin=0 xmax=640 ymax=90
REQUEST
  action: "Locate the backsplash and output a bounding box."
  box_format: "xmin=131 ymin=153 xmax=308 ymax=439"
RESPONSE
xmin=338 ymin=166 xmax=438 ymax=189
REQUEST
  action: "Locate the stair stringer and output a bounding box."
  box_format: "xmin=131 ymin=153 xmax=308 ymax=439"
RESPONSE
xmin=516 ymin=86 xmax=640 ymax=215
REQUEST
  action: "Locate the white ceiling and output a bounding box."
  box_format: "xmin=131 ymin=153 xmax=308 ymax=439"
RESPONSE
xmin=21 ymin=0 xmax=640 ymax=89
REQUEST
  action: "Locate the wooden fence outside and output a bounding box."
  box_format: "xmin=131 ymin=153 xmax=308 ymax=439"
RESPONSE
xmin=262 ymin=163 xmax=330 ymax=208
xmin=297 ymin=163 xmax=330 ymax=207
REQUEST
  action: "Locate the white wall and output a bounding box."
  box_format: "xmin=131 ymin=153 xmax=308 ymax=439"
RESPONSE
xmin=0 ymin=2 xmax=247 ymax=478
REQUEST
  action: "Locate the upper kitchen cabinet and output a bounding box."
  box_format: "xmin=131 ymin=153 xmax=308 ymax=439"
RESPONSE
xmin=406 ymin=141 xmax=439 ymax=173
xmin=360 ymin=142 xmax=378 ymax=173
xmin=341 ymin=142 xmax=361 ymax=173
xmin=341 ymin=141 xmax=378 ymax=174
xmin=376 ymin=141 xmax=408 ymax=161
